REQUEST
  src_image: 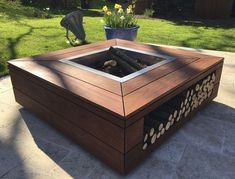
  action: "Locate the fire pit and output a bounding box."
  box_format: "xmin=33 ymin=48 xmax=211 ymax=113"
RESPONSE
xmin=60 ymin=46 xmax=175 ymax=82
xmin=8 ymin=39 xmax=224 ymax=174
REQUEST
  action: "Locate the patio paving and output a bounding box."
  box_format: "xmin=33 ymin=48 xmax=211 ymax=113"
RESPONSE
xmin=0 ymin=46 xmax=234 ymax=179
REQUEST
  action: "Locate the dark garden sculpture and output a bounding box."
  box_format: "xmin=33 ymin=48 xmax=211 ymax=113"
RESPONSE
xmin=60 ymin=11 xmax=86 ymax=46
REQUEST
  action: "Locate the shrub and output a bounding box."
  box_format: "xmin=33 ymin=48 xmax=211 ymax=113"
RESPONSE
xmin=20 ymin=0 xmax=78 ymax=9
xmin=31 ymin=8 xmax=52 ymax=18
xmin=144 ymin=8 xmax=154 ymax=18
xmin=1 ymin=0 xmax=52 ymax=19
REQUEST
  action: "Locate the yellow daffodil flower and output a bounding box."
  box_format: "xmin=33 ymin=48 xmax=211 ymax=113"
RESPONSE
xmin=128 ymin=5 xmax=133 ymax=9
xmin=102 ymin=5 xmax=108 ymax=12
xmin=118 ymin=8 xmax=123 ymax=13
xmin=107 ymin=11 xmax=112 ymax=16
xmin=114 ymin=4 xmax=122 ymax=9
xmin=127 ymin=8 xmax=132 ymax=14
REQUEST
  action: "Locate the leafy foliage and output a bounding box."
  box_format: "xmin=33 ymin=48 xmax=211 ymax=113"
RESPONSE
xmin=144 ymin=9 xmax=155 ymax=18
xmin=20 ymin=0 xmax=78 ymax=9
xmin=0 ymin=0 xmax=52 ymax=18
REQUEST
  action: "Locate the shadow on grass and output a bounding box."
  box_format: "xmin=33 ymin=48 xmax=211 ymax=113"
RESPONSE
xmin=177 ymin=31 xmax=235 ymax=52
xmin=81 ymin=9 xmax=102 ymax=17
xmin=5 ymin=20 xmax=87 ymax=60
xmin=0 ymin=19 xmax=89 ymax=77
xmin=6 ymin=23 xmax=55 ymax=59
xmin=179 ymin=36 xmax=234 ymax=52
xmin=50 ymin=8 xmax=102 ymax=17
xmin=7 ymin=27 xmax=33 ymax=59
xmin=0 ymin=22 xmax=52 ymax=76
xmin=0 ymin=1 xmax=52 ymax=20
xmin=158 ymin=17 xmax=235 ymax=29
xmin=143 ymin=17 xmax=235 ymax=52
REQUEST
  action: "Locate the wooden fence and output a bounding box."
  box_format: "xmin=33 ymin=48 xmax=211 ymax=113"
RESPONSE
xmin=195 ymin=0 xmax=234 ymax=18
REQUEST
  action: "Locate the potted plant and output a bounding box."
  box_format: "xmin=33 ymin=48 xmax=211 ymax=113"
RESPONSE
xmin=102 ymin=3 xmax=139 ymax=41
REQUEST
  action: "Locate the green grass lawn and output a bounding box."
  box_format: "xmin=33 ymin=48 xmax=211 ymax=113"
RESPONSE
xmin=0 ymin=1 xmax=235 ymax=76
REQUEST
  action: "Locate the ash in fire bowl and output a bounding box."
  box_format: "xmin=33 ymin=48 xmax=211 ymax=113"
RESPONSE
xmin=61 ymin=46 xmax=175 ymax=82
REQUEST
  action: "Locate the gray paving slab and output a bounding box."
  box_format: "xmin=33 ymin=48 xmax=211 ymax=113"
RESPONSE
xmin=0 ymin=76 xmax=12 ymax=94
xmin=52 ymin=150 xmax=99 ymax=179
xmin=1 ymin=150 xmax=60 ymax=179
xmin=200 ymin=101 xmax=235 ymax=124
xmin=222 ymin=121 xmax=235 ymax=157
xmin=172 ymin=114 xmax=225 ymax=153
xmin=127 ymin=157 xmax=176 ymax=179
xmin=153 ymin=140 xmax=186 ymax=164
xmin=20 ymin=108 xmax=79 ymax=151
xmin=33 ymin=137 xmax=70 ymax=163
xmin=0 ymin=89 xmax=21 ymax=108
xmin=174 ymin=145 xmax=235 ymax=179
xmin=0 ymin=46 xmax=235 ymax=179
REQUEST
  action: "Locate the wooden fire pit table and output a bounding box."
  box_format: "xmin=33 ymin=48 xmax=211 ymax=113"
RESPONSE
xmin=8 ymin=39 xmax=224 ymax=174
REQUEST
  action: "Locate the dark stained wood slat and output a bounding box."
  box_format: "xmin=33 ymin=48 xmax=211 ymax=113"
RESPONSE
xmin=9 ymin=40 xmax=122 ymax=96
xmin=125 ymin=118 xmax=144 ymax=152
xmin=11 ymin=73 xmax=125 ymax=153
xmin=123 ymin=57 xmax=223 ymax=117
xmin=124 ymin=64 xmax=223 ymax=127
xmin=11 ymin=39 xmax=117 ymax=61
xmin=13 ymin=60 xmax=122 ymax=96
xmin=215 ymin=65 xmax=223 ymax=84
xmin=122 ymin=57 xmax=199 ymax=95
xmin=8 ymin=62 xmax=125 ymax=117
xmin=13 ymin=88 xmax=125 ymax=173
xmin=117 ymin=39 xmax=222 ymax=59
xmin=9 ymin=66 xmax=125 ymax=128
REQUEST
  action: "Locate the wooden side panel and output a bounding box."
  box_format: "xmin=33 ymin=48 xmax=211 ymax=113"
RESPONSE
xmin=9 ymin=62 xmax=124 ymax=116
xmin=9 ymin=66 xmax=124 ymax=127
xmin=13 ymin=88 xmax=125 ymax=173
xmin=10 ymin=70 xmax=125 ymax=153
xmin=124 ymin=82 xmax=220 ymax=174
xmin=215 ymin=64 xmax=223 ymax=84
xmin=40 ymin=61 xmax=122 ymax=95
xmin=125 ymin=63 xmax=223 ymax=127
xmin=8 ymin=65 xmax=125 ymax=124
xmin=123 ymin=58 xmax=223 ymax=118
xmin=125 ymin=118 xmax=144 ymax=152
xmin=9 ymin=39 xmax=122 ymax=95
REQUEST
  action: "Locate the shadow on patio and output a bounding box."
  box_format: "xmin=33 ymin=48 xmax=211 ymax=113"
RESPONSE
xmin=12 ymin=100 xmax=234 ymax=178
